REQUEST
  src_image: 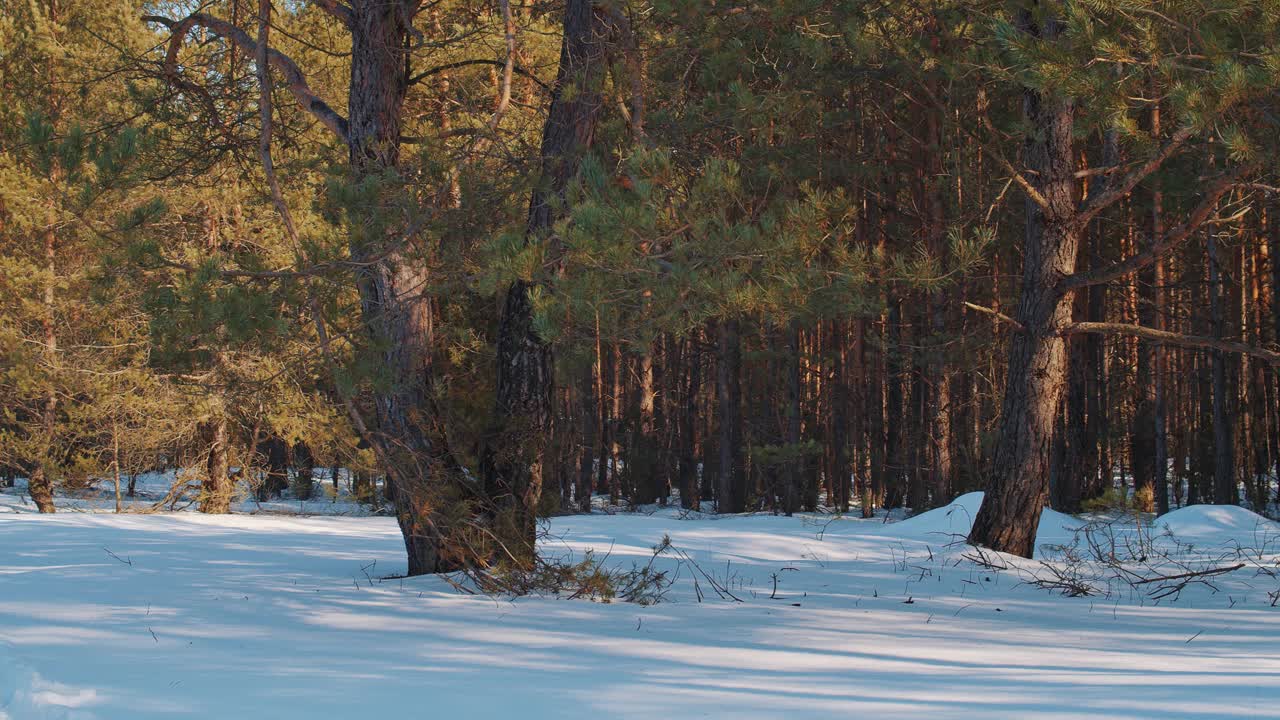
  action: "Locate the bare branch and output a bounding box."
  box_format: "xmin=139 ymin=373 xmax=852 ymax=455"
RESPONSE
xmin=143 ymin=13 xmax=350 ymax=143
xmin=602 ymin=4 xmax=646 ymax=140
xmin=962 ymin=302 xmax=1025 ymax=332
xmin=406 ymin=59 xmax=549 ymax=91
xmin=487 ymin=0 xmax=516 ymax=132
xmin=256 ymin=0 xmax=300 ymax=244
xmin=1060 ymin=322 xmax=1280 ymax=365
xmin=1072 ymin=125 xmax=1197 ymax=228
xmin=1058 ymin=164 xmax=1255 ymax=294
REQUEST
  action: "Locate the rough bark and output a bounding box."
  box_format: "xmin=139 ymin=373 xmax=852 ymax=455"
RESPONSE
xmin=200 ymin=413 xmax=232 ymax=514
xmin=480 ymin=0 xmax=614 ymax=561
xmin=150 ymin=0 xmax=456 ymax=574
xmin=968 ymin=10 xmax=1078 ymax=558
xmin=345 ymin=1 xmax=456 ymax=576
xmin=27 ymin=467 xmax=55 ymax=514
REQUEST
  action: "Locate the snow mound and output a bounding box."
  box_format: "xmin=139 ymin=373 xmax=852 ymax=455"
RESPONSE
xmin=887 ymin=492 xmax=985 ymax=537
xmin=883 ymin=492 xmax=1082 ymax=545
xmin=0 ymin=642 xmax=41 ymax=720
xmin=1159 ymin=504 xmax=1280 ymax=539
xmin=0 ymin=643 xmax=87 ymax=720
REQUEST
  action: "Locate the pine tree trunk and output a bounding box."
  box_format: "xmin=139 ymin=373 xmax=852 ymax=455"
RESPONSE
xmin=922 ymin=65 xmax=952 ymax=509
xmin=293 ymin=442 xmax=315 ymax=501
xmin=865 ymin=316 xmax=886 ymax=517
xmin=717 ymin=319 xmax=745 ymax=513
xmin=784 ymin=320 xmax=802 ymax=515
xmin=1270 ymin=206 xmax=1280 ymax=487
xmin=969 ymin=10 xmax=1078 ymax=558
xmin=259 ymin=437 xmax=289 ymax=500
xmin=27 ymin=467 xmax=55 ymax=514
xmin=1209 ymin=229 xmax=1236 ymax=504
xmin=577 ymin=358 xmax=598 ymax=512
xmin=831 ymin=321 xmax=852 ymax=512
xmin=886 ymin=300 xmax=906 ymax=508
xmin=347 ymin=0 xmax=451 ymax=576
xmin=29 ymin=205 xmax=59 ymax=514
xmin=679 ymin=338 xmax=701 ymax=510
xmin=1150 ymin=104 xmax=1170 ymax=515
xmin=596 ymin=332 xmax=610 ymax=500
xmin=1133 ymin=261 xmax=1158 ymax=508
xmin=1055 ymin=227 xmax=1091 ymax=513
xmin=200 ymin=413 xmax=232 ymax=514
xmin=481 ymin=0 xmax=613 ymax=560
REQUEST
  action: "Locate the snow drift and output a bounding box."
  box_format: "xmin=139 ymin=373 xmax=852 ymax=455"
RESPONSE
xmin=876 ymin=491 xmax=1083 ymax=545
xmin=0 ymin=641 xmax=82 ymax=720
xmin=1158 ymin=503 xmax=1280 ymax=538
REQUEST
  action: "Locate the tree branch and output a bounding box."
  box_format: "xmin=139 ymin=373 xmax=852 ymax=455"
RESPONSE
xmin=1060 ymin=322 xmax=1280 ymax=365
xmin=1058 ymin=164 xmax=1255 ymax=294
xmin=143 ymin=13 xmax=350 ymax=144
xmin=487 ymin=0 xmax=516 ymax=132
xmin=602 ymin=3 xmax=646 ymax=141
xmin=256 ymin=0 xmax=300 ymax=245
xmin=1072 ymin=125 xmax=1197 ymax=229
xmin=406 ymin=58 xmax=549 ymax=91
xmin=310 ymin=0 xmax=355 ymax=30
xmin=962 ymin=302 xmax=1024 ymax=332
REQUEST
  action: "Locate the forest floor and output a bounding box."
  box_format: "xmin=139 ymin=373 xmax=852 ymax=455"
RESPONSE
xmin=2 ymin=485 xmax=1279 ymax=719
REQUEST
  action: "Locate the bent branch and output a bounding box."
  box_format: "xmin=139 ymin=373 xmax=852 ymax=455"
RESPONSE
xmin=144 ymin=13 xmax=350 ymax=143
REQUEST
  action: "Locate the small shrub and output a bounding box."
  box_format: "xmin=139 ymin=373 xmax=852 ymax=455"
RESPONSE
xmin=1081 ymin=487 xmax=1127 ymax=513
xmin=466 ymin=535 xmax=673 ymax=605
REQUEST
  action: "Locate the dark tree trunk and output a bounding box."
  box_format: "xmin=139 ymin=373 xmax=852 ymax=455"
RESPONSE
xmin=1133 ymin=285 xmax=1158 ymax=509
xmin=1271 ymin=204 xmax=1280 ymax=487
xmin=865 ymin=316 xmax=886 ymax=517
xmin=633 ymin=349 xmax=660 ymax=504
xmin=886 ymin=300 xmax=906 ymax=509
xmin=258 ymin=436 xmax=289 ymax=500
xmin=1150 ymin=106 xmax=1170 ymax=515
xmin=293 ymin=441 xmax=315 ymax=500
xmin=679 ymin=338 xmax=702 ymax=510
xmin=1209 ymin=229 xmax=1236 ymax=504
xmin=783 ymin=320 xmax=802 ymax=515
xmin=717 ymin=319 xmax=745 ymax=513
xmin=921 ymin=62 xmax=952 ymax=509
xmin=1083 ymin=235 xmax=1110 ymax=501
xmin=1056 ymin=245 xmax=1089 ymax=513
xmin=577 ymin=358 xmax=598 ymax=513
xmin=831 ymin=321 xmax=852 ymax=512
xmin=480 ymin=0 xmax=614 ymax=561
xmin=27 ymin=194 xmax=60 ymax=514
xmin=969 ymin=10 xmax=1078 ymax=558
xmin=1132 ymin=106 xmax=1165 ymax=513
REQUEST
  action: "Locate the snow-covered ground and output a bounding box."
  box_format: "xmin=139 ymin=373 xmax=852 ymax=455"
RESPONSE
xmin=1 ymin=489 xmax=1278 ymax=719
